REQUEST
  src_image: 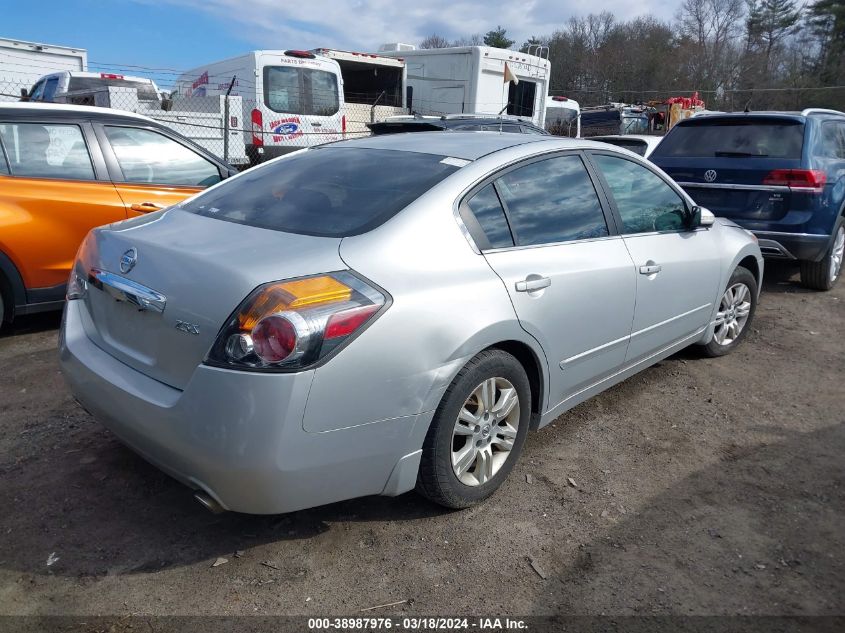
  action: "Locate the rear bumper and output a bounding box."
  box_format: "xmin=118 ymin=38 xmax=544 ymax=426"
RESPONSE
xmin=59 ymin=299 xmax=426 ymax=514
xmin=753 ymin=231 xmax=829 ymax=262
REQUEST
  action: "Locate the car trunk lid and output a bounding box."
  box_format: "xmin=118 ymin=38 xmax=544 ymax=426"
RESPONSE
xmin=76 ymin=209 xmax=344 ymax=390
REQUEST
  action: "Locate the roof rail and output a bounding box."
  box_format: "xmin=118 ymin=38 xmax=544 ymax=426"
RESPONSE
xmin=801 ymin=108 xmax=845 ymax=117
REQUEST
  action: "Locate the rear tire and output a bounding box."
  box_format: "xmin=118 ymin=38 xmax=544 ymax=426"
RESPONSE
xmin=699 ymin=266 xmax=757 ymax=358
xmin=416 ymin=349 xmax=531 ymax=509
xmin=800 ymin=219 xmax=844 ymax=291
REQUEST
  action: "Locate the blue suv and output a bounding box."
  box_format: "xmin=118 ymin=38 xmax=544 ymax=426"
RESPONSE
xmin=651 ymin=109 xmax=845 ymax=290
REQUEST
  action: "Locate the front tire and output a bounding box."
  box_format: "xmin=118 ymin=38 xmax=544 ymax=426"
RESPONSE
xmin=800 ymin=218 xmax=844 ymax=291
xmin=416 ymin=349 xmax=531 ymax=509
xmin=699 ymin=265 xmax=757 ymax=358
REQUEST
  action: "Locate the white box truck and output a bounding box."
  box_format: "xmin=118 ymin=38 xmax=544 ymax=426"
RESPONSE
xmin=0 ymin=37 xmax=86 ymax=101
xmin=378 ymin=45 xmax=551 ymax=127
xmin=174 ymin=49 xmax=345 ymax=164
xmin=311 ymin=48 xmax=407 ymax=134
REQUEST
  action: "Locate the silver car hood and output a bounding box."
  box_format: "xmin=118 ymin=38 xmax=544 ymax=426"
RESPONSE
xmin=76 ymin=209 xmax=345 ymax=390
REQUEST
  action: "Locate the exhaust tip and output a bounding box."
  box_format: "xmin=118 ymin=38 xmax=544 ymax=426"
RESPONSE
xmin=194 ymin=490 xmax=225 ymax=514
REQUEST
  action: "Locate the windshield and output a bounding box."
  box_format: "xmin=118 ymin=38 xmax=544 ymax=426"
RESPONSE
xmin=180 ymin=147 xmax=461 ymax=237
xmin=653 ymin=119 xmax=805 ymax=158
xmin=67 ymin=77 xmax=159 ymax=101
xmin=263 ymin=66 xmax=340 ymax=116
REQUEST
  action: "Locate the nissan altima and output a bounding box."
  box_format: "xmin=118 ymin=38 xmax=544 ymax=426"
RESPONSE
xmin=59 ymin=132 xmax=763 ymax=514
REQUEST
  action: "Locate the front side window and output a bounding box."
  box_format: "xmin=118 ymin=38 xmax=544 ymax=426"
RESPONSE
xmin=104 ymin=126 xmax=221 ymax=187
xmin=495 ymin=154 xmax=608 ymax=246
xmin=592 ymin=154 xmax=687 ymax=234
xmin=263 ymin=66 xmax=340 ymax=116
xmin=466 ymin=184 xmax=513 ymax=248
xmin=0 ymin=122 xmax=95 ymax=180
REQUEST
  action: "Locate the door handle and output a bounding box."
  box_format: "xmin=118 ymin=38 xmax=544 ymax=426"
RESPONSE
xmin=130 ymin=202 xmax=165 ymax=213
xmin=639 ymin=264 xmax=662 ymax=275
xmin=515 ymin=276 xmax=551 ymax=292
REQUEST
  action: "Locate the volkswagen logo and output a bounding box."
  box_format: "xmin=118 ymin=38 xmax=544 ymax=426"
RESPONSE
xmin=704 ymin=169 xmax=718 ymax=183
xmin=120 ymin=248 xmax=138 ymax=274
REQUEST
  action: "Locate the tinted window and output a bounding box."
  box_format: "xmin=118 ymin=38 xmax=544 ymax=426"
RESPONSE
xmin=821 ymin=122 xmax=845 ymax=159
xmin=181 ymin=147 xmax=459 ymax=237
xmin=68 ymin=77 xmax=159 ymax=101
xmin=105 ymin=126 xmax=221 ymax=187
xmin=264 ymin=66 xmax=340 ymax=116
xmin=592 ymin=154 xmax=686 ymax=234
xmin=507 ymin=81 xmax=536 ymax=118
xmin=495 ymin=155 xmax=608 ymax=246
xmin=0 ymin=122 xmax=95 ymax=180
xmin=653 ymin=119 xmax=804 ymax=158
xmin=42 ymin=77 xmax=60 ymax=102
xmin=466 ymin=184 xmax=513 ymax=248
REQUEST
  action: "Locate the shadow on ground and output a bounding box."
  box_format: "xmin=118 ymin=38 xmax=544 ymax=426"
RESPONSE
xmin=529 ymin=423 xmax=845 ymax=615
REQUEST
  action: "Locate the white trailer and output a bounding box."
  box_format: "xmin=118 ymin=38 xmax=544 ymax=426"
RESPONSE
xmin=311 ymin=48 xmax=407 ymax=134
xmin=0 ymin=37 xmax=86 ymax=101
xmin=174 ymin=49 xmax=345 ymax=164
xmin=378 ymin=45 xmax=551 ymax=127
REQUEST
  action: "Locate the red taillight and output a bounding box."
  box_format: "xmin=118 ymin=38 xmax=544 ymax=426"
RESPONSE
xmin=251 ymin=108 xmax=263 ymax=147
xmin=325 ymin=305 xmax=379 ymax=340
xmin=206 ymin=272 xmax=388 ymax=372
xmin=763 ymin=169 xmax=827 ymax=191
xmin=252 ymin=315 xmax=298 ymax=363
xmin=100 ymin=73 xmax=124 ymax=80
xmin=341 ymin=114 xmax=347 ymax=138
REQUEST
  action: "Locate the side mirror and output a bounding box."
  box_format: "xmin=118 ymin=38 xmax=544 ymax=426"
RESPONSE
xmin=696 ymin=206 xmax=715 ymax=227
xmin=687 ymin=205 xmax=715 ymax=229
xmin=20 ymin=88 xmax=29 ymax=102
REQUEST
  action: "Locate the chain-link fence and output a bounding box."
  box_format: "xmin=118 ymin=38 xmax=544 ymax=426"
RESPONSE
xmin=1 ymin=77 xmax=410 ymax=168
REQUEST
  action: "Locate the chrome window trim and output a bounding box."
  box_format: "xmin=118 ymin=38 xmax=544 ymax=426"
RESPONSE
xmin=677 ymin=182 xmax=790 ymax=192
xmin=482 ymin=233 xmax=623 ymax=254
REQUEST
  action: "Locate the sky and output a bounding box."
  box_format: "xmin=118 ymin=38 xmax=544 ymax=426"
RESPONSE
xmin=2 ymin=0 xmax=665 ymax=77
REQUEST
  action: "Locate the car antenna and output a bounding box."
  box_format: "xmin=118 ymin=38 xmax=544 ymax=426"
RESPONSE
xmin=743 ymin=99 xmax=752 ymax=113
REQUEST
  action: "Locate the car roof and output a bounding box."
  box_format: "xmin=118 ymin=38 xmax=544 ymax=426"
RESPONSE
xmin=678 ymin=111 xmax=843 ymax=125
xmin=330 ymin=131 xmax=608 ymax=161
xmin=591 ymin=134 xmax=661 ymax=143
xmin=0 ymin=102 xmax=155 ymax=124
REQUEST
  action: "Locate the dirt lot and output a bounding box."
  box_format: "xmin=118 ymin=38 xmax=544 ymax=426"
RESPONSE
xmin=0 ymin=262 xmax=842 ymax=619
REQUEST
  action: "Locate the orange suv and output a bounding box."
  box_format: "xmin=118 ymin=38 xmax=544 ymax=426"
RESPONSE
xmin=0 ymin=103 xmax=236 ymax=326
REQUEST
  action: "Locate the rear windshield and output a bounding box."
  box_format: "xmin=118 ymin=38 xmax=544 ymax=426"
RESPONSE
xmin=67 ymin=77 xmax=159 ymax=101
xmin=263 ymin=66 xmax=340 ymax=116
xmin=653 ymin=119 xmax=805 ymax=158
xmin=180 ymin=147 xmax=460 ymax=237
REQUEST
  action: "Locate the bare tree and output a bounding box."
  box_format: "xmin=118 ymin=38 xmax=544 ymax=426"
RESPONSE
xmin=419 ymin=34 xmax=451 ymax=49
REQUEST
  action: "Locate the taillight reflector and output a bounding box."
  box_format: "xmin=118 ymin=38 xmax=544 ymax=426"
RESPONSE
xmin=251 ymin=109 xmax=263 ymax=147
xmin=325 ymin=305 xmax=380 ymax=340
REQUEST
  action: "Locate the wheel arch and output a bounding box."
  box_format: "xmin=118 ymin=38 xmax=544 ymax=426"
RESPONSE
xmin=485 ymin=340 xmax=545 ymax=429
xmin=0 ymin=250 xmax=27 ymax=322
xmin=738 ymin=254 xmax=760 ymax=291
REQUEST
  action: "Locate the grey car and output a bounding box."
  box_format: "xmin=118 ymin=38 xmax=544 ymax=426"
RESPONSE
xmin=59 ymin=132 xmax=763 ymax=514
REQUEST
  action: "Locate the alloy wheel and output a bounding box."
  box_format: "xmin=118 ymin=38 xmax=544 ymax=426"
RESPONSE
xmin=451 ymin=377 xmax=520 ymax=486
xmin=713 ymin=282 xmax=752 ymax=346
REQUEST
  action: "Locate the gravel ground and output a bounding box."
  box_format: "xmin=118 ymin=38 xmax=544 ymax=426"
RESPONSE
xmin=0 ymin=262 xmax=842 ymax=618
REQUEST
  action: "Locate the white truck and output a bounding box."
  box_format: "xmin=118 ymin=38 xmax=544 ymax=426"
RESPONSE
xmin=545 ymin=95 xmax=580 ymax=137
xmin=0 ymin=37 xmax=86 ymax=102
xmin=174 ymin=49 xmax=346 ymax=164
xmin=378 ymin=45 xmax=551 ymax=128
xmin=24 ymin=71 xmax=163 ymax=104
xmin=311 ymin=48 xmax=407 ymax=135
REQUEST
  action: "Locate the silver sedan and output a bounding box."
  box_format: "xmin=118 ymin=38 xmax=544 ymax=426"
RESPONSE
xmin=60 ymin=133 xmax=763 ymax=514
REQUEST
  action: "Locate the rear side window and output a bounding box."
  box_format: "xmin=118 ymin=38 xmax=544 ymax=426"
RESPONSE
xmin=181 ymin=147 xmax=460 ymax=237
xmin=104 ymin=126 xmax=221 ymax=187
xmin=653 ymin=119 xmax=804 ymax=158
xmin=495 ymin=154 xmax=608 ymax=246
xmin=465 ymin=184 xmax=513 ymax=248
xmin=0 ymin=122 xmax=95 ymax=180
xmin=592 ymin=154 xmax=686 ymax=234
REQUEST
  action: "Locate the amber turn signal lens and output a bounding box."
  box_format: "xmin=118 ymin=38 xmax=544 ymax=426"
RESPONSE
xmin=237 ymin=275 xmax=353 ymax=330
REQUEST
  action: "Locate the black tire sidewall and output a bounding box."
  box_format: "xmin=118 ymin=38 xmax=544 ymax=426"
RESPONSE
xmin=421 ymin=350 xmax=531 ymax=507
